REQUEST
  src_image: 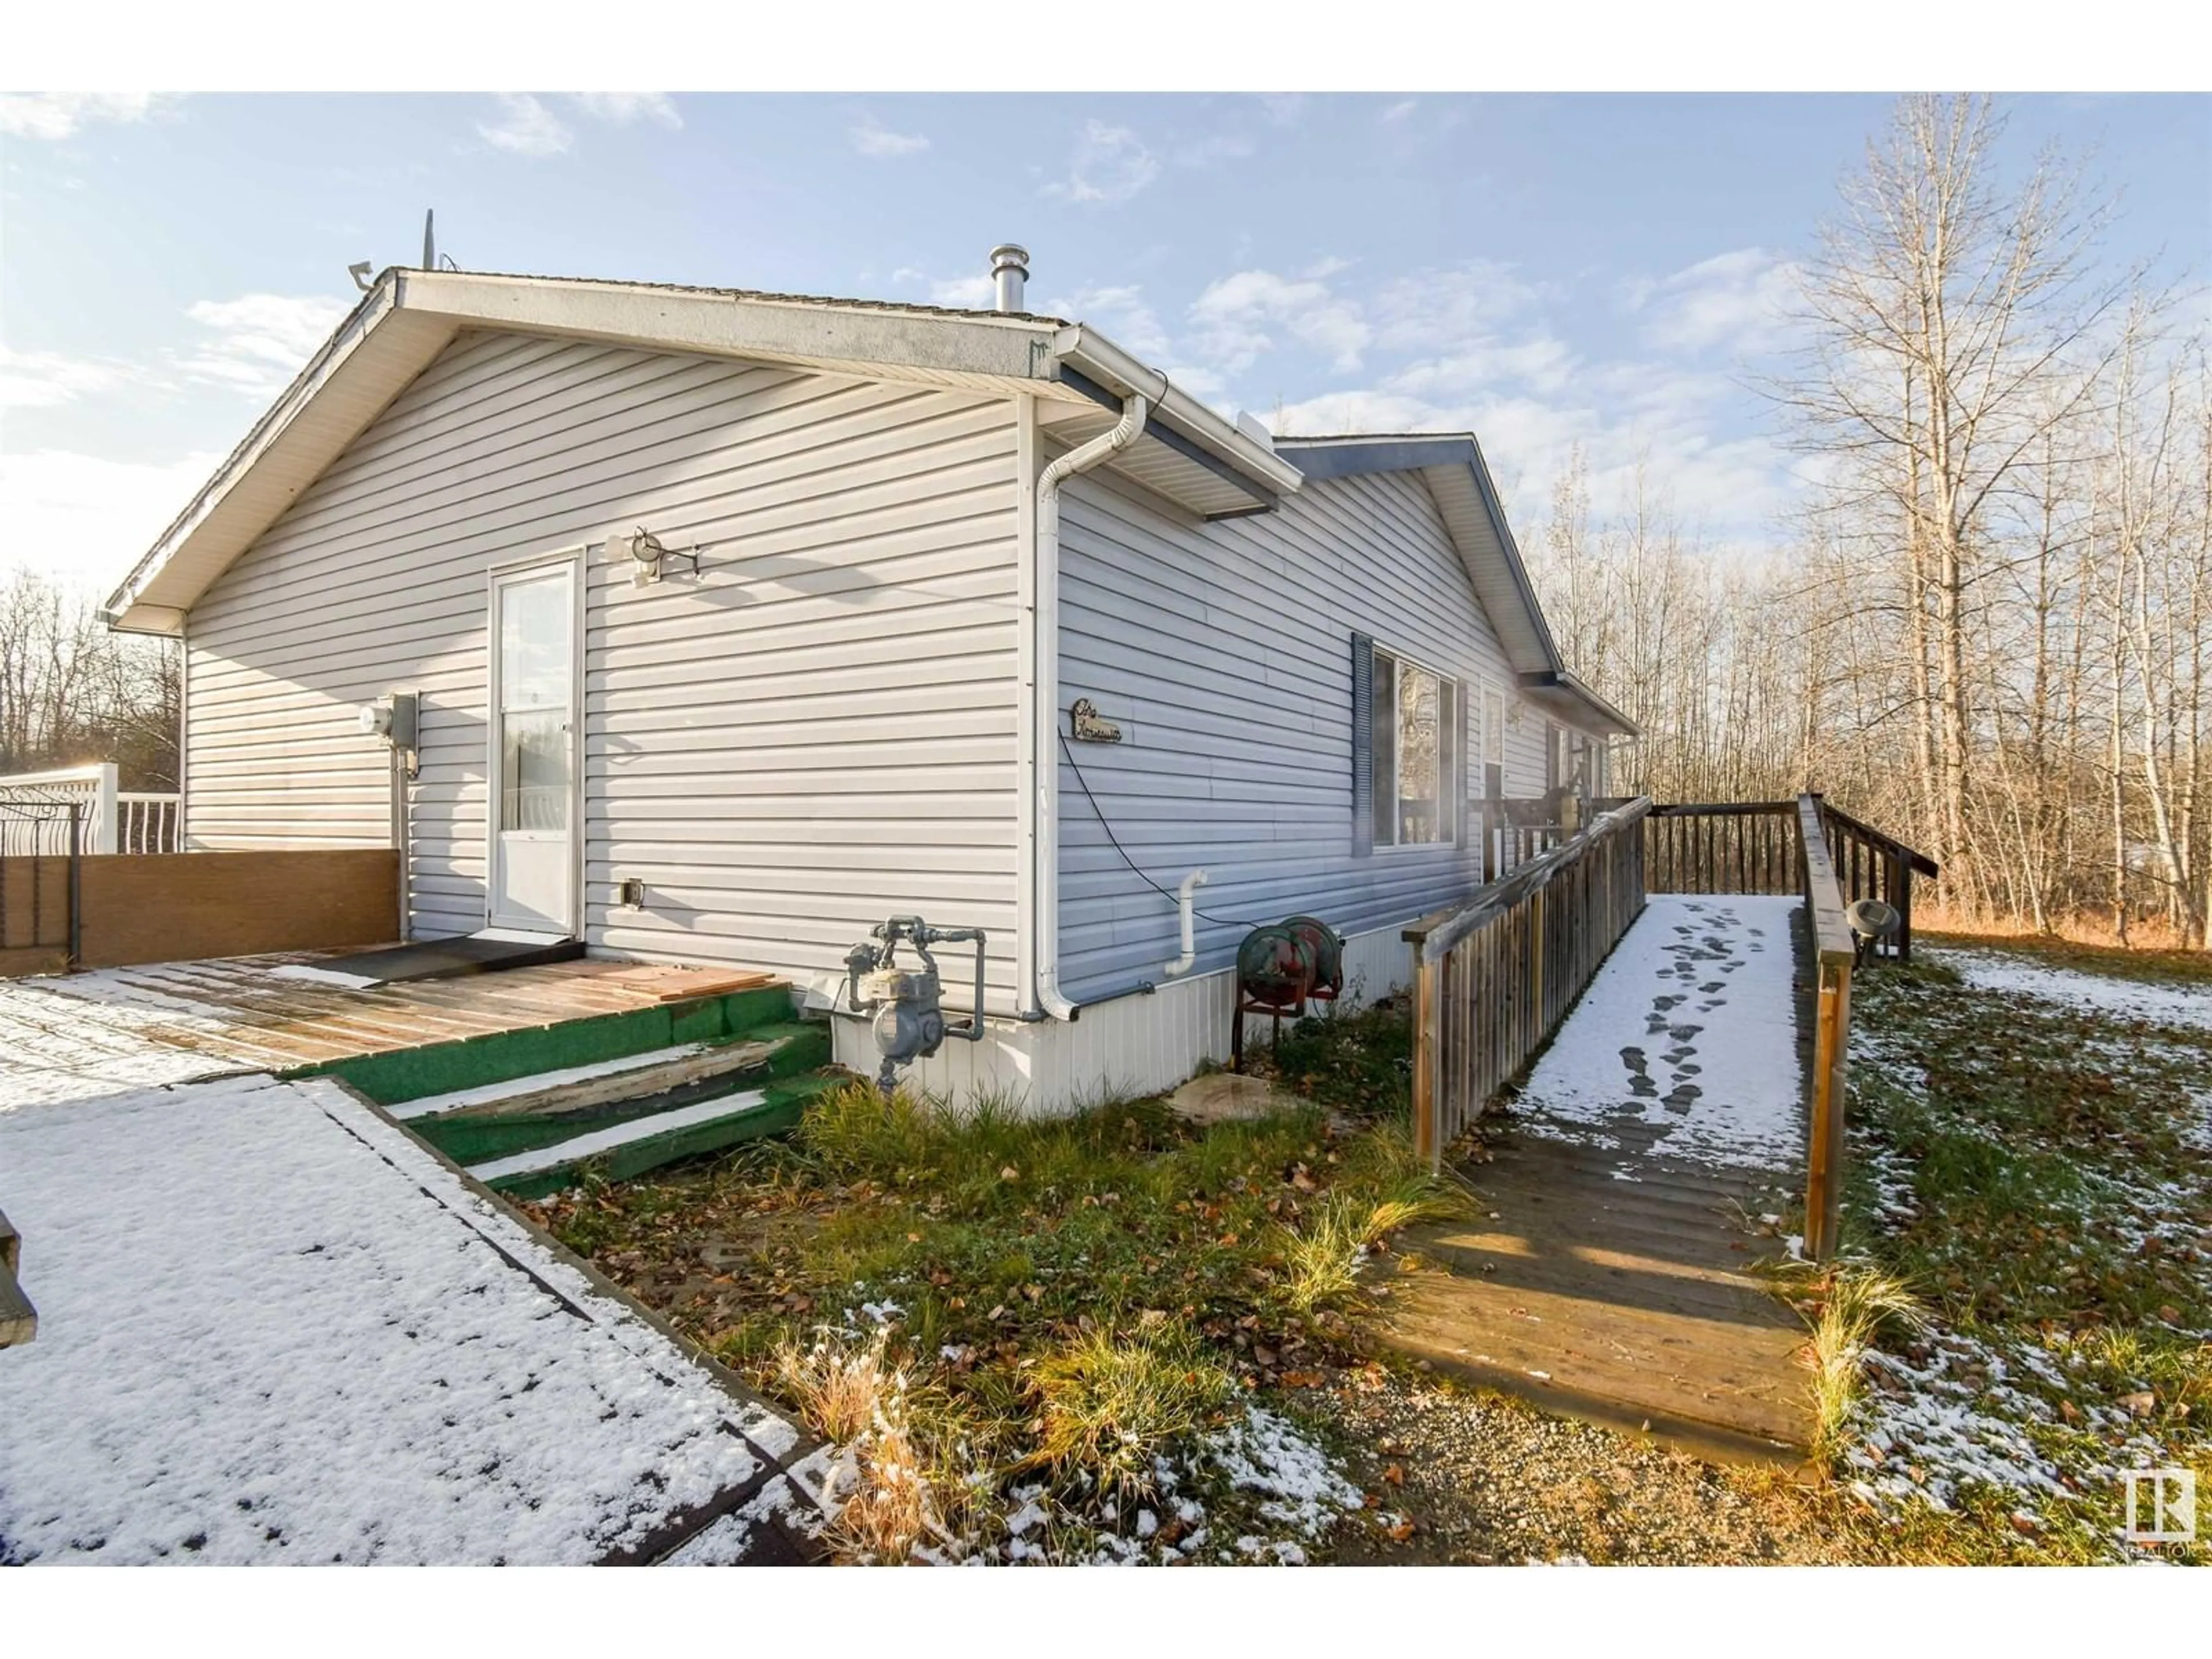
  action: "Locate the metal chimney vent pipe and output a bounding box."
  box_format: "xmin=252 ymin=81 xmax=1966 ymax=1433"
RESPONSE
xmin=989 ymin=244 xmax=1030 ymax=313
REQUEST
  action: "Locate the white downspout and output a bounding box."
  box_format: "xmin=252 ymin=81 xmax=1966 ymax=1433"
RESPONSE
xmin=1033 ymin=391 xmax=1150 ymax=1021
xmin=1161 ymin=869 xmax=1209 ymax=978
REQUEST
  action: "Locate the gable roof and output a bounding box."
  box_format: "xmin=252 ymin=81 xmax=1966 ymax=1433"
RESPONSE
xmin=102 ymin=267 xmax=1305 ymax=634
xmin=1273 ymin=434 xmax=1639 ymax=740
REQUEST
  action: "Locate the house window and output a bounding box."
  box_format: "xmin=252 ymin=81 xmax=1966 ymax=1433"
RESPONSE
xmin=1369 ymin=644 xmax=1457 ymax=848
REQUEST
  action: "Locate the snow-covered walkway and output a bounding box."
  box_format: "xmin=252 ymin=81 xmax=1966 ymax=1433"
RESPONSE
xmin=1381 ymin=895 xmax=1814 ymax=1459
xmin=0 ymin=1070 xmax=822 ymax=1564
xmin=1518 ymin=894 xmax=1806 ymax=1172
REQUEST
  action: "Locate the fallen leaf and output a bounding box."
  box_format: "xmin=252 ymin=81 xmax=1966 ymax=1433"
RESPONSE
xmin=1382 ymin=1463 xmax=1405 ymax=1486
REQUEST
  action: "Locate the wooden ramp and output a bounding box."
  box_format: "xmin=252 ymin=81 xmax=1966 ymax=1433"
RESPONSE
xmin=1381 ymin=893 xmax=1816 ymax=1464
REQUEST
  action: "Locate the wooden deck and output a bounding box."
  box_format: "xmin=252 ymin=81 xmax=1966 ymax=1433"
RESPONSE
xmin=17 ymin=950 xmax=785 ymax=1074
xmin=1386 ymin=1132 xmax=1812 ymax=1463
xmin=1382 ymin=893 xmax=1817 ymax=1464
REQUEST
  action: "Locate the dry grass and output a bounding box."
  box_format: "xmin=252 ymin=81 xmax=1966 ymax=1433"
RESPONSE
xmin=1800 ymin=1264 xmax=1926 ymax=1464
xmin=1024 ymin=1322 xmax=1233 ymax=1501
xmin=775 ymin=1329 xmax=953 ymax=1564
xmin=1915 ymin=903 xmax=2202 ymax=953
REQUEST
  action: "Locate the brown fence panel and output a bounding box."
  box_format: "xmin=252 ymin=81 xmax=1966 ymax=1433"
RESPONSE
xmin=58 ymin=849 xmax=400 ymax=972
xmin=1406 ymin=798 xmax=1653 ymax=1164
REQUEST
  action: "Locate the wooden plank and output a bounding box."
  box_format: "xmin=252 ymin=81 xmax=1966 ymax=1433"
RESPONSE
xmin=1797 ymin=797 xmax=1855 ymax=965
xmin=1805 ymin=959 xmax=1853 ymax=1261
xmin=72 ymin=850 xmax=398 ymax=970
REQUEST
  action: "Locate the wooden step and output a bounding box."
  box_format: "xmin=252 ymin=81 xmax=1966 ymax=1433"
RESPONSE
xmin=401 ymin=1025 xmax=829 ymax=1166
xmin=472 ymin=1070 xmax=844 ymax=1202
xmin=391 ymin=1042 xmax=732 ymax=1121
xmin=469 ymin=1089 xmax=773 ymax=1183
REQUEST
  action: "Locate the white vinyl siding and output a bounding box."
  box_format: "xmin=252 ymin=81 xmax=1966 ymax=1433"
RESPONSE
xmin=185 ymin=331 xmax=1022 ymax=1004
xmin=1053 ymin=465 xmax=1565 ymax=1002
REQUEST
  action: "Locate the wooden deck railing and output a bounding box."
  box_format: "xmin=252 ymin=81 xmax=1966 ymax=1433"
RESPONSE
xmin=1404 ymin=788 xmax=1930 ymax=1251
xmin=1645 ymin=793 xmax=1936 ymax=1255
xmin=1815 ymin=800 xmax=1938 ymax=962
xmin=1404 ymin=797 xmax=1653 ymax=1164
xmin=1646 ymin=801 xmax=1802 ymax=896
xmin=1797 ymin=795 xmax=1856 ymax=1262
xmin=1646 ymin=796 xmax=1936 ymax=961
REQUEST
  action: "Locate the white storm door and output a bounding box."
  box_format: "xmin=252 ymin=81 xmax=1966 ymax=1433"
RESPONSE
xmin=488 ymin=559 xmax=578 ymax=934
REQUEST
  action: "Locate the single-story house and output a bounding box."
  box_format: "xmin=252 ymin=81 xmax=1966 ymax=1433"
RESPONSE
xmin=102 ymin=251 xmax=1634 ymax=1109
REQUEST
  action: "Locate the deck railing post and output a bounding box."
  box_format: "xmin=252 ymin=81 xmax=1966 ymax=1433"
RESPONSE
xmin=1413 ymin=948 xmax=1439 ymax=1168
xmin=1797 ymin=794 xmax=1857 ymax=1262
xmin=67 ymin=802 xmax=82 ymax=968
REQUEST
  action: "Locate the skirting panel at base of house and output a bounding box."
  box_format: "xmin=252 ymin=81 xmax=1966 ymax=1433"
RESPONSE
xmin=827 ymin=921 xmax=1413 ymax=1115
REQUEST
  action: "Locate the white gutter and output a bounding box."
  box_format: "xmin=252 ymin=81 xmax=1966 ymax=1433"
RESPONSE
xmin=1054 ymin=327 xmax=1305 ymax=499
xmin=1161 ymin=869 xmax=1210 ymax=979
xmin=1032 ymin=391 xmax=1149 ymax=1021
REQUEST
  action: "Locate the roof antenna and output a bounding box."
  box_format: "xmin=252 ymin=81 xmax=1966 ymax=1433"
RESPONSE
xmin=422 ymin=209 xmax=435 ymax=271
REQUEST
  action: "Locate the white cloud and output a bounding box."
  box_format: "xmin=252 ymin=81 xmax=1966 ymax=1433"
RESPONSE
xmin=850 ymin=120 xmax=929 ymax=158
xmin=1370 ymin=260 xmax=1555 ymax=353
xmin=478 ymin=92 xmax=684 ymax=158
xmin=1041 ymin=284 xmax=1171 ymax=358
xmin=0 ymin=347 xmax=134 ymax=411
xmin=1254 ymin=94 xmax=1308 ymax=127
xmin=0 ymin=93 xmax=173 ymax=141
xmin=0 ymin=449 xmax=221 ymax=591
xmin=566 ymin=93 xmax=681 ymax=128
xmin=175 ymin=294 xmax=354 ymax=395
xmin=1379 ymin=99 xmax=1419 ymax=125
xmin=1043 ymin=120 xmax=1160 ymax=205
xmin=1629 ymin=248 xmax=1801 ymax=356
xmin=478 ymin=93 xmax=572 ymax=157
xmin=928 ymin=275 xmax=996 ymax=309
xmin=1189 ymin=268 xmax=1372 ymax=375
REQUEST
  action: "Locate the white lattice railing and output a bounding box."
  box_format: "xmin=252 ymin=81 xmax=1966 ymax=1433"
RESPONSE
xmin=118 ymin=793 xmax=182 ymax=854
xmin=0 ymin=765 xmax=182 ymax=854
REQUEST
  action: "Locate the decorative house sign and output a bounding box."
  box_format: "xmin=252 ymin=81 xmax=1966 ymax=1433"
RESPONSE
xmin=1069 ymin=699 xmax=1123 ymax=743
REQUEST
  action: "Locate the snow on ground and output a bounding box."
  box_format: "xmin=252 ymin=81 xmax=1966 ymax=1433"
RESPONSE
xmin=0 ymin=1072 xmax=811 ymax=1564
xmin=1842 ymin=1326 xmax=2183 ymax=1544
xmin=1931 ymin=948 xmax=2212 ymax=1031
xmin=1517 ymin=895 xmax=1804 ymax=1170
xmin=0 ymin=976 xmax=237 ymax=1106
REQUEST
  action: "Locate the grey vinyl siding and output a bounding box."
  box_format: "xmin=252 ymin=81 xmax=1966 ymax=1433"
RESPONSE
xmin=186 ymin=330 xmax=1022 ymax=1002
xmin=1053 ymin=465 xmax=1570 ymax=1001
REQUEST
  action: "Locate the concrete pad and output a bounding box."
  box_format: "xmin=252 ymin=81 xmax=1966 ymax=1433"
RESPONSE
xmin=1168 ymin=1071 xmax=1300 ymax=1124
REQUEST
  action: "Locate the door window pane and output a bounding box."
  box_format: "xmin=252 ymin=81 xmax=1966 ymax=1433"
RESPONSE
xmin=500 ymin=572 xmax=571 ymax=710
xmin=502 ymin=709 xmax=570 ymax=832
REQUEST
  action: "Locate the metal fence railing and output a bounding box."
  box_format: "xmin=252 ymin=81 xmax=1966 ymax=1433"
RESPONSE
xmin=0 ymin=799 xmax=82 ymax=965
xmin=0 ymin=765 xmax=180 ymax=854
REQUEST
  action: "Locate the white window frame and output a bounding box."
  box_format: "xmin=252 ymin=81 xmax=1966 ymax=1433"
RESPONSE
xmin=1370 ymin=642 xmax=1459 ymax=852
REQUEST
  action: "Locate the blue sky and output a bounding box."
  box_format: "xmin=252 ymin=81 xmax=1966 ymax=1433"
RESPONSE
xmin=3 ymin=90 xmax=2206 ymax=593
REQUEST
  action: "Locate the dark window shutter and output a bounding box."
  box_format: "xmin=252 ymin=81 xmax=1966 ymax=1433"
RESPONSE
xmin=1453 ymin=679 xmax=1470 ymax=846
xmin=1350 ymin=632 xmax=1373 ymax=858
